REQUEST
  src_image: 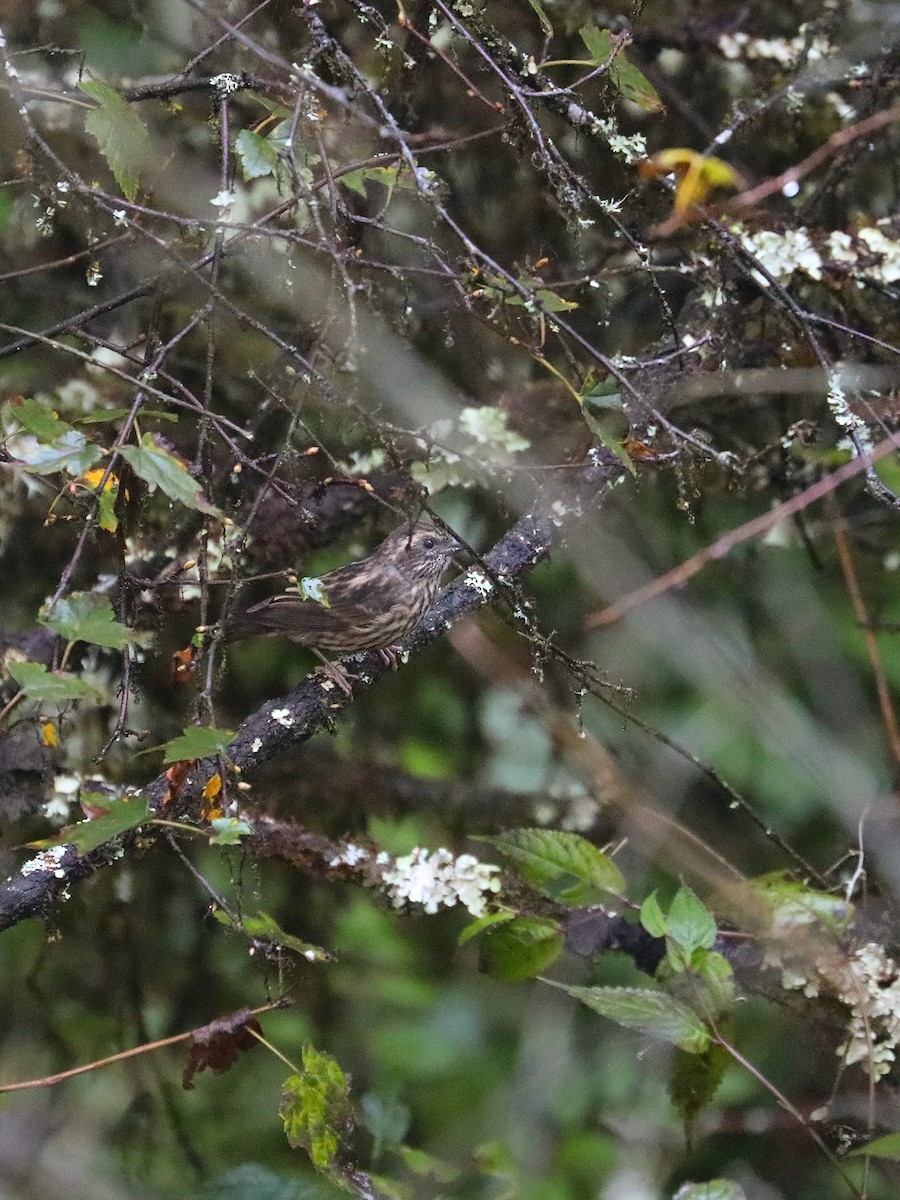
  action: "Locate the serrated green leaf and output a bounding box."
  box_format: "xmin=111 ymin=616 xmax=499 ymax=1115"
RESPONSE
xmin=479 ymin=917 xmax=563 ymax=981
xmin=235 ymin=128 xmax=281 ymax=180
xmin=118 ymin=433 xmax=222 ymax=516
xmin=481 ymin=828 xmax=625 ymax=904
xmin=41 ymin=593 xmax=134 ymax=650
xmin=6 ymin=660 xmax=90 ymax=701
xmin=667 ymin=886 xmax=717 ymax=957
xmin=546 ymin=982 xmax=710 ymax=1052
xmin=79 ymin=79 xmax=152 ymax=202
xmin=32 ymin=794 xmax=151 ymax=853
xmin=280 ymin=1046 xmax=353 ymax=1170
xmin=161 ymin=725 xmax=235 ymax=764
xmin=4 ymin=396 xmax=73 ymax=441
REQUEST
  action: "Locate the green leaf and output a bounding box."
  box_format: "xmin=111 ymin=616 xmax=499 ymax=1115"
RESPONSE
xmin=118 ymin=433 xmax=222 ymax=516
xmin=398 ymin=1146 xmax=461 ymax=1182
xmin=458 ymin=908 xmax=516 ymax=945
xmin=673 ymin=1183 xmax=746 ymax=1200
xmin=280 ymin=1046 xmax=353 ymax=1171
xmin=360 ymin=1091 xmax=410 ymax=1159
xmin=545 ymin=982 xmax=710 ymax=1052
xmin=96 ymin=481 xmax=118 ymax=532
xmin=208 ymin=817 xmax=253 ymax=846
xmin=244 ymin=91 xmax=294 ymax=120
xmin=481 ymin=828 xmax=625 ymax=905
xmin=667 ymin=887 xmax=717 ymax=957
xmin=847 ymin=1131 xmax=900 ymax=1160
xmin=6 ymin=660 xmax=90 ymax=701
xmin=526 ymin=0 xmax=553 ymax=37
xmin=21 ymin=430 xmax=104 ymax=476
xmin=41 ymin=593 xmax=134 ymax=650
xmin=579 ymin=25 xmax=665 ymax=114
xmin=669 ymin=1038 xmax=730 ymax=1129
xmin=79 ymin=79 xmax=152 ymax=202
xmin=339 ymin=164 xmax=432 ymax=197
xmin=235 ymin=128 xmax=281 ymax=180
xmin=4 ymin=396 xmax=73 ymax=441
xmin=161 ymin=725 xmax=235 ymax=764
xmin=505 ymin=288 xmax=578 ymax=313
xmin=610 ymin=52 xmax=665 ymax=113
xmin=747 ymin=874 xmax=854 ymax=936
xmin=579 ymin=24 xmax=614 ymax=66
xmin=640 ymin=890 xmax=667 ymax=938
xmin=479 ymin=917 xmax=563 ymax=981
xmin=32 ymin=794 xmax=151 ymax=853
xmin=214 ymin=909 xmax=333 ymax=962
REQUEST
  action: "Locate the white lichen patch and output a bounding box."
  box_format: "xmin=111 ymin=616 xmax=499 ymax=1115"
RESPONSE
xmin=20 ymin=845 xmax=69 ymax=877
xmin=463 ymin=569 xmax=493 ymax=597
xmin=270 ymin=708 xmax=294 ymax=727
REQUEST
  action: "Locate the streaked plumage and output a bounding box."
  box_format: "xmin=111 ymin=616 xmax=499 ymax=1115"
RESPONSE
xmin=231 ymin=518 xmax=458 ymax=690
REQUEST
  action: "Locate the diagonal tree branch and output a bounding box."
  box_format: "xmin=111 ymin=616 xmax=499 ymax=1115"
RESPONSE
xmin=0 ymin=511 xmax=560 ymax=934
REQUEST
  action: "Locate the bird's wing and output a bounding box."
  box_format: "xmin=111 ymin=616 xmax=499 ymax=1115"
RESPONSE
xmin=242 ymin=591 xmax=374 ymax=636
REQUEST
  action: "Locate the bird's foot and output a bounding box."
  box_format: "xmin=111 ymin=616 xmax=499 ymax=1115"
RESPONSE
xmin=377 ymin=646 xmax=403 ymax=670
xmin=312 ymin=661 xmax=356 ymax=697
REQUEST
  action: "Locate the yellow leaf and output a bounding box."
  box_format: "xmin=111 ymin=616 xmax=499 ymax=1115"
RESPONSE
xmin=641 ymin=149 xmax=741 ymax=213
xmin=202 ymin=773 xmax=222 ymax=800
xmin=42 ymin=721 xmax=58 ymax=747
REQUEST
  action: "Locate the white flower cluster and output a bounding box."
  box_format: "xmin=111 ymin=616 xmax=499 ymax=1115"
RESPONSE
xmin=717 ymin=30 xmax=833 ymax=64
xmin=458 ymin=406 xmax=530 ymax=454
xmin=778 ymin=940 xmax=900 ymax=1080
xmin=833 ymin=943 xmax=900 ymax=1078
xmin=381 ymin=847 xmax=501 ymax=917
xmin=736 ymin=224 xmax=900 ymax=286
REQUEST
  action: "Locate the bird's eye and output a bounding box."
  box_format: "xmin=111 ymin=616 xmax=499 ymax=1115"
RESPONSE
xmin=422 ymin=537 xmax=436 ymax=550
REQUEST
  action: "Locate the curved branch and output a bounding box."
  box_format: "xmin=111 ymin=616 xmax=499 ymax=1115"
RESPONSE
xmin=0 ymin=512 xmax=558 ymax=933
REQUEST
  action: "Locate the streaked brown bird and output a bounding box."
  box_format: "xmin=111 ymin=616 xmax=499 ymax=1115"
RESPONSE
xmin=231 ymin=517 xmax=459 ymax=694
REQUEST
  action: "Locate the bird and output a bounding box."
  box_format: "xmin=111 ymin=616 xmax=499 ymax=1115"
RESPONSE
xmin=230 ymin=516 xmax=459 ymax=694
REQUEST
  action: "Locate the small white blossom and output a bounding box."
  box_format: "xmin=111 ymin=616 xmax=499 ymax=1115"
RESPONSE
xmin=459 ymin=405 xmax=529 ymax=453
xmin=381 ymin=846 xmax=501 ymax=917
xmin=330 ymin=843 xmax=369 ymax=868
